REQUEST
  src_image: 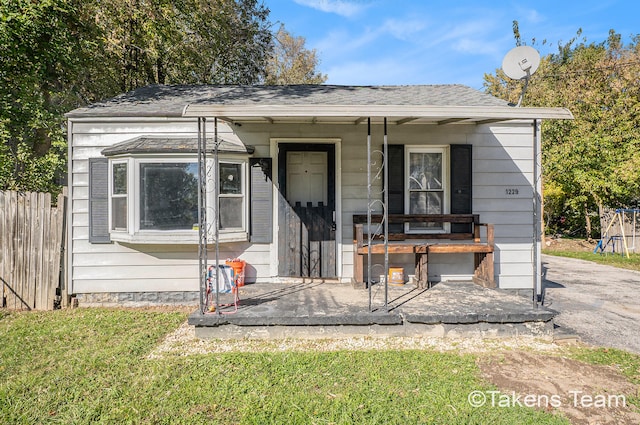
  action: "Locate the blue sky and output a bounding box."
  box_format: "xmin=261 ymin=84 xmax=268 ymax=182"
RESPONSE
xmin=265 ymin=0 xmax=639 ymax=89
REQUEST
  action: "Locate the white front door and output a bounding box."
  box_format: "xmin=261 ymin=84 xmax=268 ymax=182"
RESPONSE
xmin=286 ymin=151 xmax=328 ymax=206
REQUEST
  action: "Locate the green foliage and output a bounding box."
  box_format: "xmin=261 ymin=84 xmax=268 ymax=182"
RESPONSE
xmin=0 ymin=0 xmax=86 ymax=193
xmin=484 ymin=28 xmax=640 ymax=237
xmin=0 ymin=309 xmax=568 ymax=424
xmin=264 ymin=24 xmax=328 ymax=85
xmin=89 ymin=0 xmax=273 ymax=89
xmin=0 ymin=0 xmax=275 ymax=194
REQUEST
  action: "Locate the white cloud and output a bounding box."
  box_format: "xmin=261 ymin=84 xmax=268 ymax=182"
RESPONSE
xmin=430 ymin=19 xmax=497 ymax=47
xmin=293 ymin=0 xmax=369 ymax=17
xmin=381 ymin=18 xmax=427 ymax=41
xmin=451 ymin=37 xmax=503 ymax=56
xmin=313 ymin=16 xmax=426 ymax=62
xmin=515 ymin=6 xmax=546 ymax=25
xmin=314 ymin=27 xmax=379 ymax=60
xmin=307 ymin=4 xmax=513 ymax=87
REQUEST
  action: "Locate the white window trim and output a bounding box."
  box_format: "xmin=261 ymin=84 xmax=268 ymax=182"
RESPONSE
xmin=212 ymin=156 xmax=249 ymax=242
xmin=108 ymin=154 xmax=249 ymax=244
xmin=404 ymin=145 xmax=450 ymax=234
xmin=109 ymin=159 xmax=129 ymax=233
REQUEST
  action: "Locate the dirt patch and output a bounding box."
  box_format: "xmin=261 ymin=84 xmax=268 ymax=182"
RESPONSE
xmin=147 ymin=321 xmax=562 ymax=358
xmin=478 ymin=351 xmax=640 ymax=424
xmin=544 ymin=237 xmax=596 ymax=252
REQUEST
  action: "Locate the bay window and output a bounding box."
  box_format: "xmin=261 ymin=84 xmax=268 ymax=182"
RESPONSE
xmin=107 ymin=157 xmax=248 ymax=243
xmin=139 ymin=162 xmax=199 ymax=231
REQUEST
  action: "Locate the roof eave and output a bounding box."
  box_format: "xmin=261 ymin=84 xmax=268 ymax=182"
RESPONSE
xmin=182 ymin=104 xmax=574 ymax=124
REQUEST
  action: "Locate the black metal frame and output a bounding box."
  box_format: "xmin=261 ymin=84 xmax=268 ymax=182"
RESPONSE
xmin=367 ymin=118 xmax=390 ymax=312
xmin=198 ymin=117 xmax=223 ymax=315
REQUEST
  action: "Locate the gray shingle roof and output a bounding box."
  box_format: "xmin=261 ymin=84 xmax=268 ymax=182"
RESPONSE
xmin=66 ymin=84 xmax=508 ymax=118
xmin=101 ymin=136 xmax=255 ymax=156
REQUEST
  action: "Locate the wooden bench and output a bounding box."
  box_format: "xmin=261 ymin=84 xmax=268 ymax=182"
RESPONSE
xmin=353 ymin=214 xmax=494 ymax=288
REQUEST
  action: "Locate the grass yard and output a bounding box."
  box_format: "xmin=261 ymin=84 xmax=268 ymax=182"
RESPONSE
xmin=543 ymin=237 xmax=640 ymax=272
xmin=0 ymin=309 xmax=576 ymax=424
xmin=566 ymin=346 xmax=640 ymax=408
xmin=544 ymin=250 xmax=640 ymax=272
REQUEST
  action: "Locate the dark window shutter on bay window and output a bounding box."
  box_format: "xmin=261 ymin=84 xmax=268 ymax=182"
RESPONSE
xmin=385 ymin=144 xmax=405 ymax=233
xmin=450 ymin=144 xmax=473 ymax=233
xmin=88 ymin=157 xmax=111 ymax=243
xmin=250 ymin=158 xmax=273 ymax=243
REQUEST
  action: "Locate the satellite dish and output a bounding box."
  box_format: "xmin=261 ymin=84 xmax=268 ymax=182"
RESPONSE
xmin=501 ymin=46 xmax=541 ymax=106
xmin=502 ymin=46 xmax=540 ymax=80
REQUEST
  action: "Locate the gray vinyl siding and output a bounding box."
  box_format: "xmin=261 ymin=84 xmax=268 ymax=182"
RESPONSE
xmin=330 ymin=121 xmax=535 ymax=288
xmin=472 ymin=122 xmax=535 ymax=289
xmin=69 ymin=118 xmax=273 ymax=295
xmin=69 ymin=118 xmax=537 ymax=294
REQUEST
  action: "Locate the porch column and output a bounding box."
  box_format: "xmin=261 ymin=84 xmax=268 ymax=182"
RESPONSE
xmin=533 ymin=119 xmax=542 ymax=307
xmin=197 ymin=117 xmax=208 ymax=314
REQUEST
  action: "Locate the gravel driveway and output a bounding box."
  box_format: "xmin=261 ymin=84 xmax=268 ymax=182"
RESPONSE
xmin=542 ymin=254 xmax=640 ymax=353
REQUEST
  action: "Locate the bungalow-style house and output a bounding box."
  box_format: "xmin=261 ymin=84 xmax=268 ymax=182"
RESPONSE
xmin=65 ymin=85 xmax=572 ymax=306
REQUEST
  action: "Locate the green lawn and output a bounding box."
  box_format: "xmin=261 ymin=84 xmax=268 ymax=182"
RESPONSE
xmin=566 ymin=346 xmax=640 ymax=408
xmin=542 ymin=249 xmax=640 ymax=272
xmin=0 ymin=309 xmax=573 ymax=424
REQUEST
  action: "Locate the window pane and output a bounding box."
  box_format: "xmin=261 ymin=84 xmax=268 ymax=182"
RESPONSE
xmin=112 ymin=198 xmax=127 ymax=230
xmin=409 ymin=192 xmax=443 ymax=230
xmin=409 ymin=191 xmax=443 ymax=214
xmin=220 ymin=163 xmax=242 ymax=194
xmin=140 ymin=163 xmax=198 ymax=230
xmin=112 ymin=163 xmax=127 ymax=195
xmin=409 ymin=152 xmax=442 ymax=190
xmin=219 ymin=197 xmax=243 ymax=229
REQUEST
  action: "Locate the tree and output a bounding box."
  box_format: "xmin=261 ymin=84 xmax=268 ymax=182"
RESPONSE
xmin=85 ymin=0 xmax=274 ymax=90
xmin=263 ymin=24 xmax=327 ymax=85
xmin=0 ymin=0 xmax=91 ymax=193
xmin=484 ymin=28 xmax=640 ymax=238
xmin=0 ymin=0 xmax=274 ymax=193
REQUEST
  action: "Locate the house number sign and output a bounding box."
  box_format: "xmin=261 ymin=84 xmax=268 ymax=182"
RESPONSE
xmin=505 ymin=188 xmax=519 ymax=195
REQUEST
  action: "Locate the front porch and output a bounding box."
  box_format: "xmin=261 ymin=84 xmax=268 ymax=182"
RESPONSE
xmin=188 ymin=281 xmax=556 ymax=339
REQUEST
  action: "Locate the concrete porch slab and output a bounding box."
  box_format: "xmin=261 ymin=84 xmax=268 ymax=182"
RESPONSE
xmin=188 ymin=281 xmax=557 ymax=339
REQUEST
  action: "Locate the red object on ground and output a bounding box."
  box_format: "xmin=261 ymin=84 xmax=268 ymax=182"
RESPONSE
xmin=225 ymin=258 xmax=246 ymax=286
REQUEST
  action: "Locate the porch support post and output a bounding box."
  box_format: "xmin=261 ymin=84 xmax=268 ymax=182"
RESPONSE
xmin=197 ymin=117 xmax=208 ymax=314
xmin=383 ymin=117 xmax=389 ymax=311
xmin=214 ymin=117 xmax=221 ymax=315
xmin=533 ymin=119 xmax=541 ymax=308
xmin=367 ymin=118 xmax=372 ymax=312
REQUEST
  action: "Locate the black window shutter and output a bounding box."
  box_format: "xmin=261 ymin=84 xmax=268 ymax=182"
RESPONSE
xmin=385 ymin=144 xmax=404 ymax=233
xmin=450 ymin=144 xmax=472 ymax=233
xmin=250 ymin=158 xmax=273 ymax=243
xmin=88 ymin=157 xmax=111 ymax=243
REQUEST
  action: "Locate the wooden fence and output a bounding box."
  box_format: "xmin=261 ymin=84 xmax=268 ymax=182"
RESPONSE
xmin=0 ymin=189 xmax=67 ymax=310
